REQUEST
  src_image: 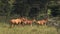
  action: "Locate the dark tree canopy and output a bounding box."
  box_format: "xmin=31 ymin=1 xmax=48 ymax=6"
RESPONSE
xmin=0 ymin=0 xmax=60 ymax=18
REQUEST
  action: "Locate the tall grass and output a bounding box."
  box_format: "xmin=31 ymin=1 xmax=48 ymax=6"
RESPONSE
xmin=0 ymin=22 xmax=59 ymax=34
xmin=0 ymin=16 xmax=60 ymax=34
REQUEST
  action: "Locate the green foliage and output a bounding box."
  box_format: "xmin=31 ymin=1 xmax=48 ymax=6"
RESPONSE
xmin=0 ymin=0 xmax=60 ymax=18
xmin=7 ymin=0 xmax=15 ymax=13
xmin=0 ymin=1 xmax=5 ymax=14
xmin=47 ymin=9 xmax=51 ymax=15
xmin=6 ymin=0 xmax=15 ymax=19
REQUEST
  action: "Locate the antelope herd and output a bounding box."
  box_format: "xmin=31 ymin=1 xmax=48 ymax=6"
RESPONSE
xmin=10 ymin=17 xmax=48 ymax=27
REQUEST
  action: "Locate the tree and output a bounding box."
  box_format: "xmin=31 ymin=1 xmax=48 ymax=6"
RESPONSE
xmin=6 ymin=0 xmax=15 ymax=18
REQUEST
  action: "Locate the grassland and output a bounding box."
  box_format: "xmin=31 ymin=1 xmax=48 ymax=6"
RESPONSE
xmin=0 ymin=16 xmax=60 ymax=34
xmin=0 ymin=22 xmax=60 ymax=34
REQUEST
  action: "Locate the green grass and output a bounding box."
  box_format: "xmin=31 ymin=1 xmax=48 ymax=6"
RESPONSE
xmin=0 ymin=22 xmax=59 ymax=34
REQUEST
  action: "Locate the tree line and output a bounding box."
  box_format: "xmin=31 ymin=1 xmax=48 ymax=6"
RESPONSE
xmin=0 ymin=0 xmax=60 ymax=19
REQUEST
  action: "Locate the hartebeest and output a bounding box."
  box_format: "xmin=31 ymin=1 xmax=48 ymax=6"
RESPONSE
xmin=36 ymin=18 xmax=48 ymax=25
xmin=22 ymin=18 xmax=36 ymax=26
xmin=10 ymin=17 xmax=24 ymax=27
